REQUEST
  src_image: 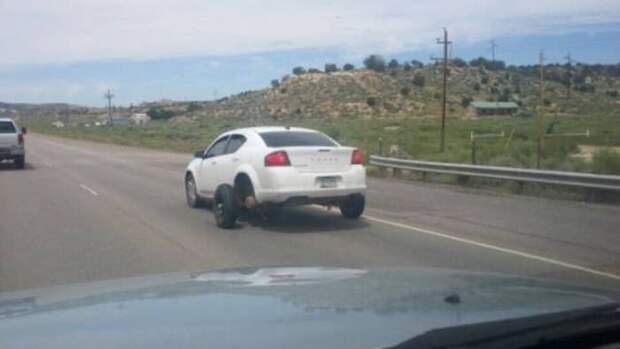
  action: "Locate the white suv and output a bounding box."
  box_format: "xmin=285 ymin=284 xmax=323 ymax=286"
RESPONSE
xmin=184 ymin=126 xmax=366 ymax=228
xmin=0 ymin=118 xmax=26 ymax=169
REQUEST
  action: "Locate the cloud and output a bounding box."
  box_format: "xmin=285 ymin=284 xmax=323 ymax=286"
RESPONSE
xmin=0 ymin=0 xmax=618 ymax=67
xmin=0 ymin=79 xmax=116 ymax=104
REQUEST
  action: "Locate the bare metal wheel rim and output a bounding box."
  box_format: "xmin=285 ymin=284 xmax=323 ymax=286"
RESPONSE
xmin=186 ymin=178 xmax=197 ymax=203
xmin=215 ymin=202 xmax=224 ymax=222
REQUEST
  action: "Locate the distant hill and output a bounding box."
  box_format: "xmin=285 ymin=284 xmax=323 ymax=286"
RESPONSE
xmin=7 ymin=58 xmax=620 ymax=125
xmin=0 ymin=101 xmax=91 ymax=123
xmin=146 ymin=60 xmax=620 ymax=123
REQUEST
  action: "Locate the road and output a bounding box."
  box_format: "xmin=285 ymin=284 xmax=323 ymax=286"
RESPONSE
xmin=1 ymin=134 xmax=620 ymax=294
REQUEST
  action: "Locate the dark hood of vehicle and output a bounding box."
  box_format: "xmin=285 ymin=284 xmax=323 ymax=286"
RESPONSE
xmin=0 ymin=267 xmax=617 ymax=349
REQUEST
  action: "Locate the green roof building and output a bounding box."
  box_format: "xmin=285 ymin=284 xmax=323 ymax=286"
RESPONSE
xmin=468 ymin=101 xmax=519 ymax=116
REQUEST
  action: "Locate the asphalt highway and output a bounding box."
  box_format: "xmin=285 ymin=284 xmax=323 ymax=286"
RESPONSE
xmin=1 ymin=134 xmax=620 ymax=294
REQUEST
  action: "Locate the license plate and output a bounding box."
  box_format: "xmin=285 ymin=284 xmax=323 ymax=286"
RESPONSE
xmin=318 ymin=177 xmax=338 ymax=188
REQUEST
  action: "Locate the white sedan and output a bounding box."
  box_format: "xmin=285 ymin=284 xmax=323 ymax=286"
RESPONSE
xmin=184 ymin=126 xmax=366 ymax=228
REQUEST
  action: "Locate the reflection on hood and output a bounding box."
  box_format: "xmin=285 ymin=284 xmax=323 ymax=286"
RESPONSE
xmin=1 ymin=267 xmax=615 ymax=319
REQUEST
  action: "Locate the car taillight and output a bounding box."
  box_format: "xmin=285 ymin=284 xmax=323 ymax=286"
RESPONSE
xmin=18 ymin=134 xmax=24 ymax=145
xmin=351 ymin=149 xmax=363 ymax=165
xmin=264 ymin=151 xmax=290 ymax=167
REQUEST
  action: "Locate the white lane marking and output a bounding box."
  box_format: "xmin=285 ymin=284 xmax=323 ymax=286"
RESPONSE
xmin=363 ymin=214 xmax=620 ymax=281
xmin=79 ymin=184 xmax=99 ymax=197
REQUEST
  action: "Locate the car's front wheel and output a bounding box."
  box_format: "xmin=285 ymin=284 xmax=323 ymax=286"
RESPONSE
xmin=185 ymin=174 xmax=201 ymax=208
xmin=214 ymin=184 xmax=239 ymax=229
xmin=339 ymin=194 xmax=365 ymax=219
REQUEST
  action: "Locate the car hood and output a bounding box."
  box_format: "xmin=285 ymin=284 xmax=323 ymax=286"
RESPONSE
xmin=0 ymin=267 xmax=617 ymax=349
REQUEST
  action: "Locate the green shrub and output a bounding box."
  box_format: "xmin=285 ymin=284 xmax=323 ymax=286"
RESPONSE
xmin=292 ymin=66 xmax=306 ymax=75
xmin=413 ymin=73 xmax=425 ymax=87
xmin=363 ymin=54 xmax=386 ymax=72
xmin=388 ymin=59 xmax=399 ymax=69
xmin=147 ymin=107 xmax=175 ymax=120
xmin=592 ymin=150 xmax=620 ymax=175
xmin=324 ymin=63 xmax=338 ymax=73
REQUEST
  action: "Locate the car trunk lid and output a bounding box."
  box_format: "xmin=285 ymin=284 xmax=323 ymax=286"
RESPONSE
xmin=285 ymin=147 xmax=352 ymax=173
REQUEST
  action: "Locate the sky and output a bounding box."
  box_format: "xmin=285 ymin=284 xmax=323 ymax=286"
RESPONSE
xmin=0 ymin=0 xmax=619 ymax=106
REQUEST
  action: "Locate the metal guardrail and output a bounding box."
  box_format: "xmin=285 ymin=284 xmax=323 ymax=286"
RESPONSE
xmin=369 ymin=155 xmax=620 ymax=191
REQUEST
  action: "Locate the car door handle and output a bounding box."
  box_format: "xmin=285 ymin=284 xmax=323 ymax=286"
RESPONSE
xmin=232 ymin=157 xmax=239 ymax=162
xmin=211 ymin=161 xmax=217 ymax=165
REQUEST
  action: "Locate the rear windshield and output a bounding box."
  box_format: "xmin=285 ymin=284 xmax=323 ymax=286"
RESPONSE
xmin=259 ymin=131 xmax=337 ymax=147
xmin=0 ymin=121 xmax=16 ymax=134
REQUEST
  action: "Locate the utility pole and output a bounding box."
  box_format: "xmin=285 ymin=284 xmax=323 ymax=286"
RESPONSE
xmin=435 ymin=28 xmax=451 ymax=152
xmin=490 ymin=40 xmax=499 ymax=63
xmin=104 ymin=89 xmax=114 ymax=125
xmin=564 ymin=53 xmax=573 ymax=99
xmin=537 ymin=51 xmax=545 ymax=169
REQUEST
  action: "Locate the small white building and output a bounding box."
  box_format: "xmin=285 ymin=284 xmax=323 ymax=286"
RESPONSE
xmin=130 ymin=113 xmax=151 ymax=126
xmin=52 ymin=121 xmax=65 ymax=128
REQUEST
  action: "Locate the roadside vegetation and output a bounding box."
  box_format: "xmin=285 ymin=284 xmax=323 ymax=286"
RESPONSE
xmin=32 ymin=113 xmax=620 ymax=175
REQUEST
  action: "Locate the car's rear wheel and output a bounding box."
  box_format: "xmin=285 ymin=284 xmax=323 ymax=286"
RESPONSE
xmin=185 ymin=174 xmax=201 ymax=208
xmin=14 ymin=156 xmax=25 ymax=169
xmin=214 ymin=184 xmax=238 ymax=229
xmin=339 ymin=194 xmax=365 ymax=219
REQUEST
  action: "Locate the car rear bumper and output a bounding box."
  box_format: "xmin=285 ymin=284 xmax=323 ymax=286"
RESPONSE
xmin=257 ymin=188 xmax=366 ymax=206
xmin=0 ymin=146 xmax=24 ymax=159
xmin=254 ymin=166 xmax=366 ymax=204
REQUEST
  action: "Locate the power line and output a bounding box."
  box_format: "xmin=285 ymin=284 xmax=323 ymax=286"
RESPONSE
xmin=104 ymin=89 xmax=114 ymax=125
xmin=564 ymin=52 xmax=574 ymax=99
xmin=537 ymin=51 xmax=545 ymax=169
xmin=432 ymin=28 xmax=452 ymax=153
xmin=490 ymin=40 xmax=499 ymax=63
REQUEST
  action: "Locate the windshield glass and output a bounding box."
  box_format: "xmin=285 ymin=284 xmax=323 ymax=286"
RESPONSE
xmin=260 ymin=131 xmax=337 ymax=147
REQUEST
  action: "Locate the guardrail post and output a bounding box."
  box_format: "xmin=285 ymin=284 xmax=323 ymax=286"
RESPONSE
xmin=378 ymin=138 xmax=383 ymax=156
xmin=471 ymin=139 xmax=477 ymax=165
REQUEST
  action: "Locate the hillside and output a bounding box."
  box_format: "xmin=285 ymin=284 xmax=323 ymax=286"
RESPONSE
xmin=156 ymin=62 xmax=620 ymax=122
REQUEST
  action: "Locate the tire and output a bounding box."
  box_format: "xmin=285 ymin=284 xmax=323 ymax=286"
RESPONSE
xmin=185 ymin=174 xmax=202 ymax=208
xmin=14 ymin=156 xmax=25 ymax=169
xmin=234 ymin=175 xmax=257 ymax=211
xmin=339 ymin=194 xmax=365 ymax=219
xmin=214 ymin=184 xmax=238 ymax=229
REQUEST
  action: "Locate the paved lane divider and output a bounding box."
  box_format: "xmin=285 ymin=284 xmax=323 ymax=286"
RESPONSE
xmin=363 ymin=214 xmax=620 ymax=281
xmin=79 ymin=184 xmax=99 ymax=197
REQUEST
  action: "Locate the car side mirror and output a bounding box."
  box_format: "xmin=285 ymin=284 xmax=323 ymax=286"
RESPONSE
xmin=194 ymin=150 xmax=204 ymax=158
xmin=21 ymin=127 xmax=27 ymax=135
